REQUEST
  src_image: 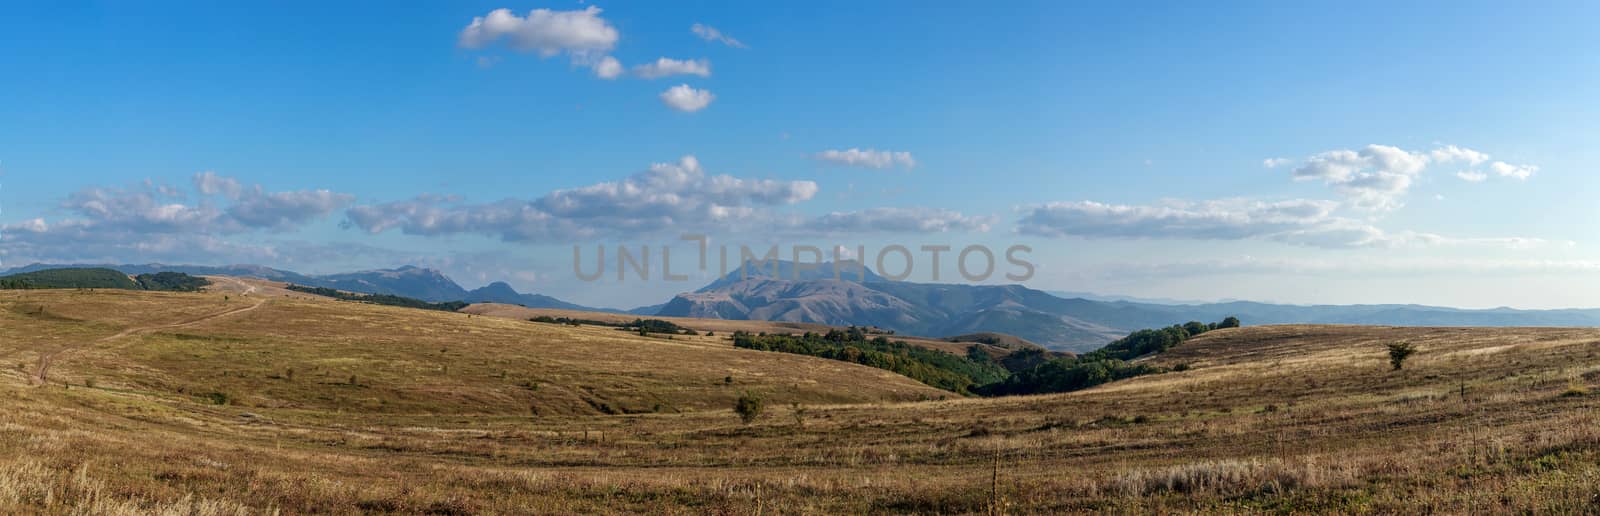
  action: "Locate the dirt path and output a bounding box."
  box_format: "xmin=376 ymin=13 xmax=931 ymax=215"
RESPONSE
xmin=31 ymin=281 xmax=267 ymax=386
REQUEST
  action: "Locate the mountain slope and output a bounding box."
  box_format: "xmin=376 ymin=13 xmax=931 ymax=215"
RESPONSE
xmin=655 ymin=263 xmax=1161 ymax=351
xmin=310 ymin=266 xmax=469 ymax=302
xmin=653 ymin=260 xmax=1600 ymax=352
xmin=463 ymin=281 xmax=600 ymax=311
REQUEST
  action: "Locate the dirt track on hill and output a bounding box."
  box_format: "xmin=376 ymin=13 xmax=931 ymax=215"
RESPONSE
xmin=31 ymin=278 xmax=265 ymax=386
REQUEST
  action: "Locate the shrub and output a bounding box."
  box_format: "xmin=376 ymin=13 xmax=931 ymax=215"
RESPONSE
xmin=734 ymin=391 xmax=765 ymax=425
xmin=1387 ymin=342 xmax=1417 ymax=371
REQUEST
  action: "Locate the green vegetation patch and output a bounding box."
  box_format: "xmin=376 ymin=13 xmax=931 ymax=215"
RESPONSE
xmin=286 ymin=285 xmax=467 ymax=312
xmin=976 ymin=318 xmax=1237 ymax=396
xmin=734 ymin=319 xmax=1240 ymax=398
xmin=734 ymin=328 xmax=1008 ymax=394
xmin=0 ymin=268 xmax=211 ymax=291
xmin=531 ymin=316 xmax=698 ymax=336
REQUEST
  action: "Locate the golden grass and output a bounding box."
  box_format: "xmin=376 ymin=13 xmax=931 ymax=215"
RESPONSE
xmin=3 ymin=285 xmax=1600 ymax=513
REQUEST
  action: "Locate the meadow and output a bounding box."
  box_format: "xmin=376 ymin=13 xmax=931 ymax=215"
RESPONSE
xmin=2 ymin=279 xmax=1599 ymax=513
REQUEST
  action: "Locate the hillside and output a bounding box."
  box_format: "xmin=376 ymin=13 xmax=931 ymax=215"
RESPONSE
xmin=4 ymin=285 xmax=1600 ymax=512
xmin=2 ymin=282 xmax=941 ymax=418
xmin=0 ymin=268 xmax=210 ymax=292
xmin=0 ymin=267 xmax=140 ymax=289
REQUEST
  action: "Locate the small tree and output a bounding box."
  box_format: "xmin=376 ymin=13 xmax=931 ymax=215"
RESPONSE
xmin=735 ymin=391 xmax=765 ymax=425
xmin=1387 ymin=342 xmax=1417 ymax=371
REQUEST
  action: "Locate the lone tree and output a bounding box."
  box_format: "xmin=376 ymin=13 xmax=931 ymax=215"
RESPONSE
xmin=734 ymin=391 xmax=765 ymax=425
xmin=1387 ymin=342 xmax=1417 ymax=371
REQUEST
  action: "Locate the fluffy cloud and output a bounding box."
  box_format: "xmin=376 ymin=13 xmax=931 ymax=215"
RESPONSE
xmin=659 ymin=84 xmax=715 ymax=112
xmin=194 ymin=171 xmax=242 ymax=198
xmin=458 ymin=7 xmax=618 ymax=56
xmin=1262 ymin=158 xmax=1292 ymax=168
xmin=0 ymin=174 xmax=356 ymax=267
xmin=1096 ymin=255 xmax=1592 ymax=280
xmin=1430 ymin=145 xmax=1490 ymax=165
xmin=186 ymin=172 xmax=354 ymax=231
xmin=62 ymin=183 xmax=226 ymax=234
xmin=0 ymin=217 xmax=284 ymax=266
xmin=632 ymin=57 xmax=712 ymax=79
xmin=1015 ymin=198 xmax=1543 ymax=249
xmin=1291 ymin=144 xmax=1429 ymax=211
xmin=1018 ymin=199 xmax=1336 ymax=240
xmin=345 ymin=156 xmax=817 ymax=241
xmin=691 ymin=23 xmax=745 ymax=48
xmin=0 ymin=174 xmax=352 ymax=267
xmin=1488 ymin=161 xmax=1537 ymax=180
xmin=458 ymin=7 xmax=621 ymax=78
xmin=804 ymin=207 xmax=995 ymax=234
xmin=814 ymin=148 xmax=917 ymax=170
xmin=592 ymin=56 xmax=623 ymax=79
xmin=226 ymin=187 xmax=354 ymax=231
xmin=1287 ymin=144 xmax=1537 ymax=206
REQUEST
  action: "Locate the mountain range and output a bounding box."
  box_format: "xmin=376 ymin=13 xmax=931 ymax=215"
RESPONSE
xmin=652 ymin=260 xmax=1600 ymax=351
xmin=9 ymin=260 xmax=1600 ymax=352
xmin=0 ymin=262 xmax=606 ymax=312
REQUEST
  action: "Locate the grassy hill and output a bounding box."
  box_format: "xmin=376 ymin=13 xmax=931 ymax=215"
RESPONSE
xmin=3 ymin=283 xmax=1600 ymax=513
xmin=0 ymin=267 xmax=139 ymax=289
xmin=0 ymin=267 xmax=210 ymax=292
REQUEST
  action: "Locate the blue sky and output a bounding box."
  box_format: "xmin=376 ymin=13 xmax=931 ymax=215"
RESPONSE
xmin=3 ymin=1 xmax=1599 ymax=309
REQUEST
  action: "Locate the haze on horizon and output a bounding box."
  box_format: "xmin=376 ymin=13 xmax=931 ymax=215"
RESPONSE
xmin=2 ymin=1 xmax=1598 ymax=310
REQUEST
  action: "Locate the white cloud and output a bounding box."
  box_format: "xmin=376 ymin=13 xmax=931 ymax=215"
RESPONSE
xmin=632 ymin=57 xmax=711 ymax=79
xmin=458 ymin=7 xmax=618 ymax=57
xmin=592 ymin=56 xmax=622 ymax=79
xmin=1286 ymin=144 xmax=1536 ymax=208
xmin=1489 ymin=161 xmax=1537 ymax=180
xmin=659 ymin=84 xmax=715 ymax=112
xmin=804 ymin=207 xmax=995 ymax=234
xmin=63 ymin=182 xmax=227 ymax=234
xmin=1 ymin=174 xmax=356 ymax=266
xmin=1430 ymin=145 xmax=1490 ymax=165
xmin=1015 ymin=198 xmax=1545 ymax=249
xmin=1019 ymin=199 xmax=1334 ymax=240
xmin=345 ymin=156 xmax=817 ymax=241
xmin=1096 ymin=255 xmax=1594 ymax=280
xmin=1290 ymin=144 xmax=1430 ymax=211
xmin=814 ymin=148 xmax=917 ymax=170
xmin=691 ymin=23 xmax=745 ymax=48
xmin=225 ymin=186 xmax=355 ymax=231
xmin=193 ymin=171 xmax=242 ymax=199
xmin=1262 ymin=158 xmax=1292 ymax=168
xmin=457 ymin=7 xmax=622 ymax=79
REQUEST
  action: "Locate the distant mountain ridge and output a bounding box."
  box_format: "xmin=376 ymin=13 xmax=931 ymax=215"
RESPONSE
xmin=650 ymin=260 xmax=1600 ymax=352
xmin=1 ymin=262 xmax=608 ymax=312
xmin=13 ymin=261 xmax=1600 ymax=353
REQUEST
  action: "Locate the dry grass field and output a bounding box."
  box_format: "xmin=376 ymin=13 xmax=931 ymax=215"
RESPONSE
xmin=3 ymin=280 xmax=1600 ymax=513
